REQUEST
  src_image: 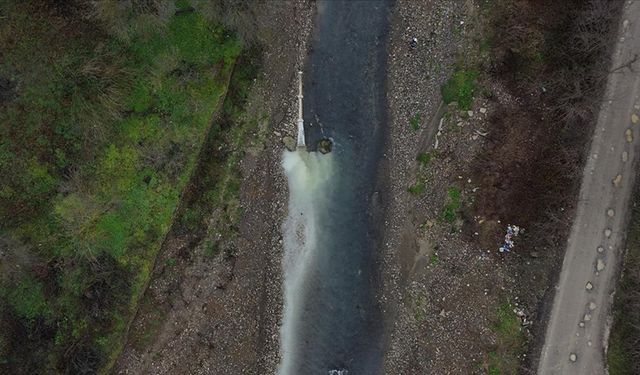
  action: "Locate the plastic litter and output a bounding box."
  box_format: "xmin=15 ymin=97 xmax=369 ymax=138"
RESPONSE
xmin=409 ymin=37 xmax=418 ymax=49
xmin=499 ymin=224 xmax=523 ymax=253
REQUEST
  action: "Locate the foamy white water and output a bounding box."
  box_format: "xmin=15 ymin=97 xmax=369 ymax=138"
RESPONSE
xmin=279 ymin=150 xmax=335 ymax=375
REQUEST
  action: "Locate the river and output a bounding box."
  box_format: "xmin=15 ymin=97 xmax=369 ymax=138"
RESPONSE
xmin=279 ymin=1 xmax=392 ymax=374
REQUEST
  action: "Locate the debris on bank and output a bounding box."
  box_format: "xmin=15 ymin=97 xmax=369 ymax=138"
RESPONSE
xmin=499 ymin=224 xmax=523 ymax=253
xmin=514 ymin=306 xmax=532 ymax=327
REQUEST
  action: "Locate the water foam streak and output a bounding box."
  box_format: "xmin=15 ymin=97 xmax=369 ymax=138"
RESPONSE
xmin=279 ymin=150 xmax=335 ymax=375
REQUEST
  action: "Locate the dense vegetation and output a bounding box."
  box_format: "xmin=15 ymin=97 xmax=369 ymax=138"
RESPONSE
xmin=608 ymin=191 xmax=640 ymax=375
xmin=0 ymin=1 xmax=245 ymax=372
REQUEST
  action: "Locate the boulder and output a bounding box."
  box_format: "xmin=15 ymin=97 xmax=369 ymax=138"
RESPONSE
xmin=317 ymin=138 xmax=333 ymax=154
xmin=282 ymin=136 xmax=296 ymax=151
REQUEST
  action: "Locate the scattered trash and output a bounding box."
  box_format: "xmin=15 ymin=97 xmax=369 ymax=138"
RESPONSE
xmin=514 ymin=307 xmax=532 ymax=327
xmin=498 ymin=224 xmax=523 ymax=253
xmin=613 ymin=174 xmax=622 ymax=187
xmin=409 ymin=37 xmax=418 ymax=49
xmin=474 ymin=129 xmax=489 ymax=137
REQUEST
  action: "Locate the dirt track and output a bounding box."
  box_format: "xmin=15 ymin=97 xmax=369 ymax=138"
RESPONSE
xmin=537 ymin=2 xmax=640 ymax=373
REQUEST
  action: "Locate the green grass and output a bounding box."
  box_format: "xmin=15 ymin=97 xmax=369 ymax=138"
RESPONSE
xmin=413 ymin=294 xmax=427 ymax=323
xmin=441 ymin=186 xmax=462 ymax=223
xmin=429 ymin=253 xmax=439 ymax=266
xmin=417 ymin=151 xmax=435 ymax=167
xmin=0 ymin=1 xmax=246 ymax=373
xmin=608 ymin=339 xmax=631 ymax=375
xmin=480 ymin=37 xmax=492 ymax=55
xmin=608 ymin=192 xmax=640 ymax=374
xmin=410 ymin=113 xmax=421 ymax=131
xmin=441 ymin=68 xmax=478 ymax=110
xmin=487 ymin=352 xmax=500 ymax=375
xmin=4 ymin=275 xmax=50 ymax=321
xmin=408 ymin=181 xmax=426 ymax=195
xmin=487 ymin=302 xmax=525 ymax=374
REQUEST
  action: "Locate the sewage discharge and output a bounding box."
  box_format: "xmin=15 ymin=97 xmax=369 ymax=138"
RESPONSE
xmin=279 ymin=72 xmax=382 ymax=374
xmin=279 ymin=2 xmax=389 ymax=372
xmin=280 ymin=147 xmax=335 ymax=374
xmin=279 ymin=72 xmax=337 ymax=374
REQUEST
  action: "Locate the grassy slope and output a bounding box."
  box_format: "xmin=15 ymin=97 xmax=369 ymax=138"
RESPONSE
xmin=0 ymin=1 xmax=242 ymax=373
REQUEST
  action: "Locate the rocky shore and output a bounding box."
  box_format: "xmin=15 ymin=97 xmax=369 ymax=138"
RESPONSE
xmin=378 ymin=1 xmax=519 ymax=373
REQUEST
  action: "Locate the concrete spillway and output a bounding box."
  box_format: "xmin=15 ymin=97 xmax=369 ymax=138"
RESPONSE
xmin=296 ymin=71 xmax=306 ymax=149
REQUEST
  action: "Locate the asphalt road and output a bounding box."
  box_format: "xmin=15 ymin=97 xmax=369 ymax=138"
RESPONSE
xmin=537 ymin=2 xmax=640 ymax=374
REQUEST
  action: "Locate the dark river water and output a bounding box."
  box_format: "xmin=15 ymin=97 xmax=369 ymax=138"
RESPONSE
xmin=279 ymin=1 xmax=392 ymax=374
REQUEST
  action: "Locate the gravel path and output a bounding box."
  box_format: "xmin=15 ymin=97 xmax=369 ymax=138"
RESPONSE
xmin=537 ymin=3 xmax=640 ymax=373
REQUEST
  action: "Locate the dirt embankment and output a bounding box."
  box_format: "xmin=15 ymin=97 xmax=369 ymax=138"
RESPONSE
xmin=380 ymin=0 xmax=621 ymax=374
xmin=114 ymin=2 xmax=314 ymax=374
